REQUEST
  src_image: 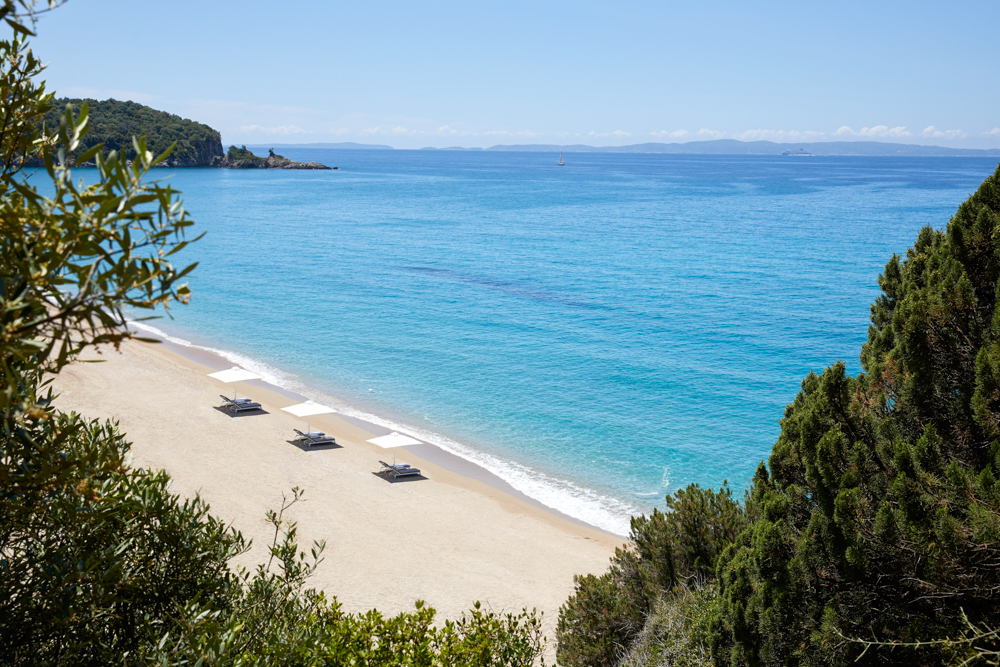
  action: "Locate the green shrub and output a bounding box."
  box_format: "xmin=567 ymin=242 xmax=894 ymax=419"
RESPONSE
xmin=556 ymin=484 xmax=745 ymax=667
xmin=712 ymin=164 xmax=1000 ymax=667
xmin=618 ymin=582 xmax=719 ymax=667
xmin=0 ymin=409 xmax=246 ymax=663
xmin=226 ymin=144 xmax=265 ymax=161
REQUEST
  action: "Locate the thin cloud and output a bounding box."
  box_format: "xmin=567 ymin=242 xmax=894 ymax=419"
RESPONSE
xmin=586 ymin=130 xmax=632 ymax=138
xmin=835 ymin=125 xmax=912 ymax=138
xmin=650 ymin=130 xmax=689 ymax=139
xmin=734 ymin=129 xmax=826 ymax=142
xmin=482 ymin=129 xmax=542 ymax=138
xmin=921 ymin=126 xmax=965 ymax=139
xmin=697 ymin=129 xmax=725 ymax=139
xmin=435 ymin=125 xmax=475 ymax=136
xmin=984 ymin=128 xmax=1000 ymax=136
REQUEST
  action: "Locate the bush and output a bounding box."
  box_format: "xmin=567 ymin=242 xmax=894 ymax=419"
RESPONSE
xmin=712 ymin=164 xmax=1000 ymax=667
xmin=556 ymin=483 xmax=745 ymax=667
xmin=618 ymin=582 xmax=718 ymax=667
xmin=226 ymin=144 xmax=265 ymax=161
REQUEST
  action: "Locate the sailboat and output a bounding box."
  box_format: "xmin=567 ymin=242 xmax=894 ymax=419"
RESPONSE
xmin=557 ymin=152 xmax=565 ymax=166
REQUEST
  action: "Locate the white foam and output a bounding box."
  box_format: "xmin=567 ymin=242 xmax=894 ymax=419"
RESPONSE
xmin=129 ymin=320 xmax=639 ymax=535
xmin=130 ymin=321 xmax=306 ymax=393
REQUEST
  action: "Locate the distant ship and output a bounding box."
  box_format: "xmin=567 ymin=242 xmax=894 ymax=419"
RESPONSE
xmin=782 ymin=149 xmax=813 ymax=156
xmin=557 ymin=152 xmax=565 ymax=165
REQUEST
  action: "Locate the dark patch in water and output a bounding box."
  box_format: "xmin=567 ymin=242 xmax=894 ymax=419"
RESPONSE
xmin=400 ymin=266 xmax=597 ymax=309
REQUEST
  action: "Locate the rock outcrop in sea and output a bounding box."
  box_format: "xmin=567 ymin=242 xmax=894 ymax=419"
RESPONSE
xmin=160 ymin=141 xmax=224 ymax=167
xmin=215 ymin=146 xmax=332 ymax=170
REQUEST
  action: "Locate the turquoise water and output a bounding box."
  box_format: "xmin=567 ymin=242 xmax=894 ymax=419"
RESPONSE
xmin=122 ymin=151 xmax=996 ymax=534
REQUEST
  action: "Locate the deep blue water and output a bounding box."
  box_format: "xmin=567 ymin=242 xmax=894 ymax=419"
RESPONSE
xmin=112 ymin=151 xmax=997 ymax=533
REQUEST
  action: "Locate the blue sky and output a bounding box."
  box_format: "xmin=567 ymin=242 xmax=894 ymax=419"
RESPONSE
xmin=30 ymin=0 xmax=1000 ymax=149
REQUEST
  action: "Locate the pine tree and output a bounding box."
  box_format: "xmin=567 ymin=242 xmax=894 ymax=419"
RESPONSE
xmin=713 ymin=164 xmax=1000 ymax=666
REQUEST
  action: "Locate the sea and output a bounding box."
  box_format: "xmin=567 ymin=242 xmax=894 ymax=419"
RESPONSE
xmin=99 ymin=150 xmax=998 ymax=535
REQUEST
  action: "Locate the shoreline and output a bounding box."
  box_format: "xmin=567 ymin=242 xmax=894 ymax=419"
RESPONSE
xmin=150 ymin=328 xmax=620 ymax=536
xmin=52 ymin=337 xmax=621 ymax=644
xmin=129 ymin=320 xmax=638 ymax=536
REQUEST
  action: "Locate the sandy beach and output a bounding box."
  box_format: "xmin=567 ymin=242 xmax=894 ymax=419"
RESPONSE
xmin=53 ymin=339 xmax=620 ymax=644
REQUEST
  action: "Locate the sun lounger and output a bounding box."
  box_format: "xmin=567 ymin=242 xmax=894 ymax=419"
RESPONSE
xmin=378 ymin=460 xmax=421 ymax=479
xmin=292 ymin=428 xmax=337 ymax=447
xmin=219 ymin=395 xmax=263 ymax=413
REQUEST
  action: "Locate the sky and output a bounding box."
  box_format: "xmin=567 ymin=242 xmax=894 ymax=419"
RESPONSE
xmin=29 ymin=0 xmax=1000 ymax=149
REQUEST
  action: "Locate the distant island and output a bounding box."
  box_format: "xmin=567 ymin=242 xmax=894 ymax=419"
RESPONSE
xmin=481 ymin=139 xmax=1000 ymax=157
xmin=251 ymin=138 xmax=1000 ymax=157
xmin=41 ymin=99 xmax=333 ymax=169
xmin=42 ymin=99 xmax=1000 ymax=160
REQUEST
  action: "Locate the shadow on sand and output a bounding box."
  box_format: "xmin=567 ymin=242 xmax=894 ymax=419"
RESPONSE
xmin=212 ymin=406 xmax=270 ymax=418
xmin=285 ymin=439 xmax=343 ymax=452
xmin=372 ymin=471 xmax=427 ymax=483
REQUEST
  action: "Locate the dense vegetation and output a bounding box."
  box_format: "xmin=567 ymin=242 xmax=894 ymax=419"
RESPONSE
xmin=0 ymin=4 xmax=543 ymax=664
xmin=39 ymin=97 xmax=223 ymax=165
xmin=714 ymin=162 xmax=1000 ymax=666
xmin=558 ymin=165 xmax=1000 ymax=666
xmin=557 ymin=485 xmax=745 ymax=666
xmin=559 ymin=167 xmax=1000 ymax=667
xmin=226 ymin=144 xmax=265 ymax=162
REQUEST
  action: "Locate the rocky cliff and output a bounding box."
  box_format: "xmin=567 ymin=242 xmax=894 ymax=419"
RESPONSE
xmin=36 ymin=100 xmax=335 ymax=169
xmin=159 ymin=141 xmax=224 ymax=167
xmin=41 ymin=98 xmax=225 ymax=167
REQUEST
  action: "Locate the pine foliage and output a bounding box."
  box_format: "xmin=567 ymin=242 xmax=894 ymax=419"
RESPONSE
xmin=713 ymin=164 xmax=1000 ymax=667
xmin=556 ymin=484 xmax=745 ymax=667
xmin=557 ymin=164 xmax=1000 ymax=667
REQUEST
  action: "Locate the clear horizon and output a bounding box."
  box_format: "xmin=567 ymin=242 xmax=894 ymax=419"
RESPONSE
xmin=29 ymin=0 xmax=1000 ymax=150
xmin=236 ymin=138 xmax=1000 ymax=152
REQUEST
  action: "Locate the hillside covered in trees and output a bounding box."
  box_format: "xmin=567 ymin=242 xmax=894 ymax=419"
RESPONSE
xmin=41 ymin=98 xmax=224 ymax=166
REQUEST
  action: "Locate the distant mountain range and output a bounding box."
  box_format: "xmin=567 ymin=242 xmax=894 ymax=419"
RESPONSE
xmin=481 ymin=140 xmax=1000 ymax=157
xmin=40 ymin=98 xmax=999 ymax=159
xmin=253 ymin=139 xmax=1000 ymax=157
